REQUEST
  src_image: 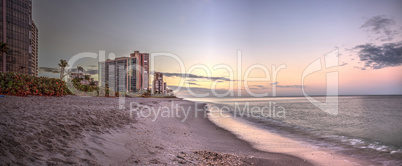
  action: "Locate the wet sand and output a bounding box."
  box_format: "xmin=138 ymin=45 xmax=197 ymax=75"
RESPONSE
xmin=0 ymin=95 xmax=361 ymax=165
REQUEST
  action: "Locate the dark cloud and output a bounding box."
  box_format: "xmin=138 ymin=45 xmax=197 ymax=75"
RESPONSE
xmin=270 ymin=82 xmax=301 ymax=88
xmin=185 ymin=81 xmax=201 ymax=86
xmin=361 ymin=15 xmax=398 ymax=41
xmin=268 ymin=82 xmax=302 ymax=88
xmin=248 ymin=85 xmax=270 ymax=90
xmin=39 ymin=67 xmax=60 ymax=74
xmin=354 ymin=41 xmax=402 ymax=69
xmin=251 ymin=85 xmax=266 ymax=89
xmin=163 ymin=72 xmax=231 ymax=81
xmin=276 ymin=85 xmax=303 ymax=88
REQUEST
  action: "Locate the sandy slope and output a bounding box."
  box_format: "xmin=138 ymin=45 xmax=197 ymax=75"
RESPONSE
xmin=0 ymin=95 xmax=136 ymax=165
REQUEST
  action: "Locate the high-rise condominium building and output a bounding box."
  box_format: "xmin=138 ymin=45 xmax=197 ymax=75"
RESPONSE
xmin=0 ymin=0 xmax=38 ymax=76
xmin=130 ymin=51 xmax=149 ymax=91
xmin=98 ymin=51 xmax=149 ymax=92
xmin=98 ymin=57 xmax=137 ymax=92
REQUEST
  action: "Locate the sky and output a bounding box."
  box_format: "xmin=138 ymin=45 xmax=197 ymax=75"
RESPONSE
xmin=33 ymin=0 xmax=402 ymax=97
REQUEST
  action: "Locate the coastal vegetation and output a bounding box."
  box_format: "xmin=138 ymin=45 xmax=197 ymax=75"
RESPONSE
xmin=0 ymin=59 xmax=176 ymax=98
xmin=0 ymin=72 xmax=176 ymax=98
xmin=0 ymin=72 xmax=70 ymax=96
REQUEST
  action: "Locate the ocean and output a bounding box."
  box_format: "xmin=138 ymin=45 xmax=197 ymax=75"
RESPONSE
xmin=186 ymin=95 xmax=402 ymax=165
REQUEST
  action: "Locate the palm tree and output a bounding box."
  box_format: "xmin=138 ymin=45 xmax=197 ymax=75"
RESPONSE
xmin=77 ymin=66 xmax=84 ymax=79
xmin=58 ymin=59 xmax=68 ymax=80
xmin=0 ymin=42 xmax=10 ymax=73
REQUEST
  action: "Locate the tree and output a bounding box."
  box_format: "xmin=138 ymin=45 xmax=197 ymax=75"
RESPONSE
xmin=77 ymin=66 xmax=84 ymax=79
xmin=0 ymin=42 xmax=10 ymax=73
xmin=58 ymin=59 xmax=68 ymax=80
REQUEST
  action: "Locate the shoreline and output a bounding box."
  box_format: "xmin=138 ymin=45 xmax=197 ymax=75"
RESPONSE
xmin=206 ymin=110 xmax=373 ymax=166
xmin=0 ymin=95 xmax=371 ymax=165
xmin=127 ymin=97 xmax=312 ymax=165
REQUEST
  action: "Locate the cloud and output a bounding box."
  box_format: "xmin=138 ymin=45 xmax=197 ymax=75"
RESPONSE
xmin=276 ymin=85 xmax=303 ymax=88
xmin=361 ymin=15 xmax=399 ymax=41
xmin=70 ymin=68 xmax=98 ymax=75
xmin=339 ymin=62 xmax=348 ymax=66
xmin=86 ymin=69 xmax=98 ymax=75
xmin=248 ymin=85 xmax=269 ymax=90
xmin=185 ymin=81 xmax=201 ymax=86
xmin=163 ymin=72 xmax=232 ymax=81
xmin=269 ymin=82 xmax=302 ymax=88
xmin=354 ymin=41 xmax=402 ymax=69
xmin=354 ymin=66 xmax=366 ymax=70
xmin=39 ymin=67 xmax=60 ymax=74
xmin=251 ymin=85 xmax=266 ymax=89
xmin=39 ymin=67 xmax=98 ymax=75
xmin=87 ymin=65 xmax=98 ymax=68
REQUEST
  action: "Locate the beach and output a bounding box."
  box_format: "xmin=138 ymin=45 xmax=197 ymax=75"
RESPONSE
xmin=0 ymin=95 xmax=370 ymax=165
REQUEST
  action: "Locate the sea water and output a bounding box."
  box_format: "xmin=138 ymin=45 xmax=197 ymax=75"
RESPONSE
xmin=186 ymin=95 xmax=402 ymax=165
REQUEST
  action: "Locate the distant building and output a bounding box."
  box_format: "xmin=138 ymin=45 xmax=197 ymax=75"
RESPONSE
xmin=153 ymin=72 xmax=166 ymax=94
xmin=166 ymin=89 xmax=173 ymax=94
xmin=130 ymin=51 xmax=149 ymax=91
xmin=163 ymin=82 xmax=167 ymax=93
xmin=0 ymin=0 xmax=38 ymax=76
xmin=98 ymin=51 xmax=150 ymax=92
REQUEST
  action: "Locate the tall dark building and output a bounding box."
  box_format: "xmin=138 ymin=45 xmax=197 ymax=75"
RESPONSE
xmin=0 ymin=0 xmax=38 ymax=76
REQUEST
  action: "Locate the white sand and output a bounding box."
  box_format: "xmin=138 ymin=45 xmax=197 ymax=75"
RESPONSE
xmin=0 ymin=95 xmax=365 ymax=165
xmin=1 ymin=95 xmax=263 ymax=165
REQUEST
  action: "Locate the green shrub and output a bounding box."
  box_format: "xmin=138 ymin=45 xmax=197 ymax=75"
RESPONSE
xmin=66 ymin=77 xmax=99 ymax=96
xmin=0 ymin=72 xmax=68 ymax=96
